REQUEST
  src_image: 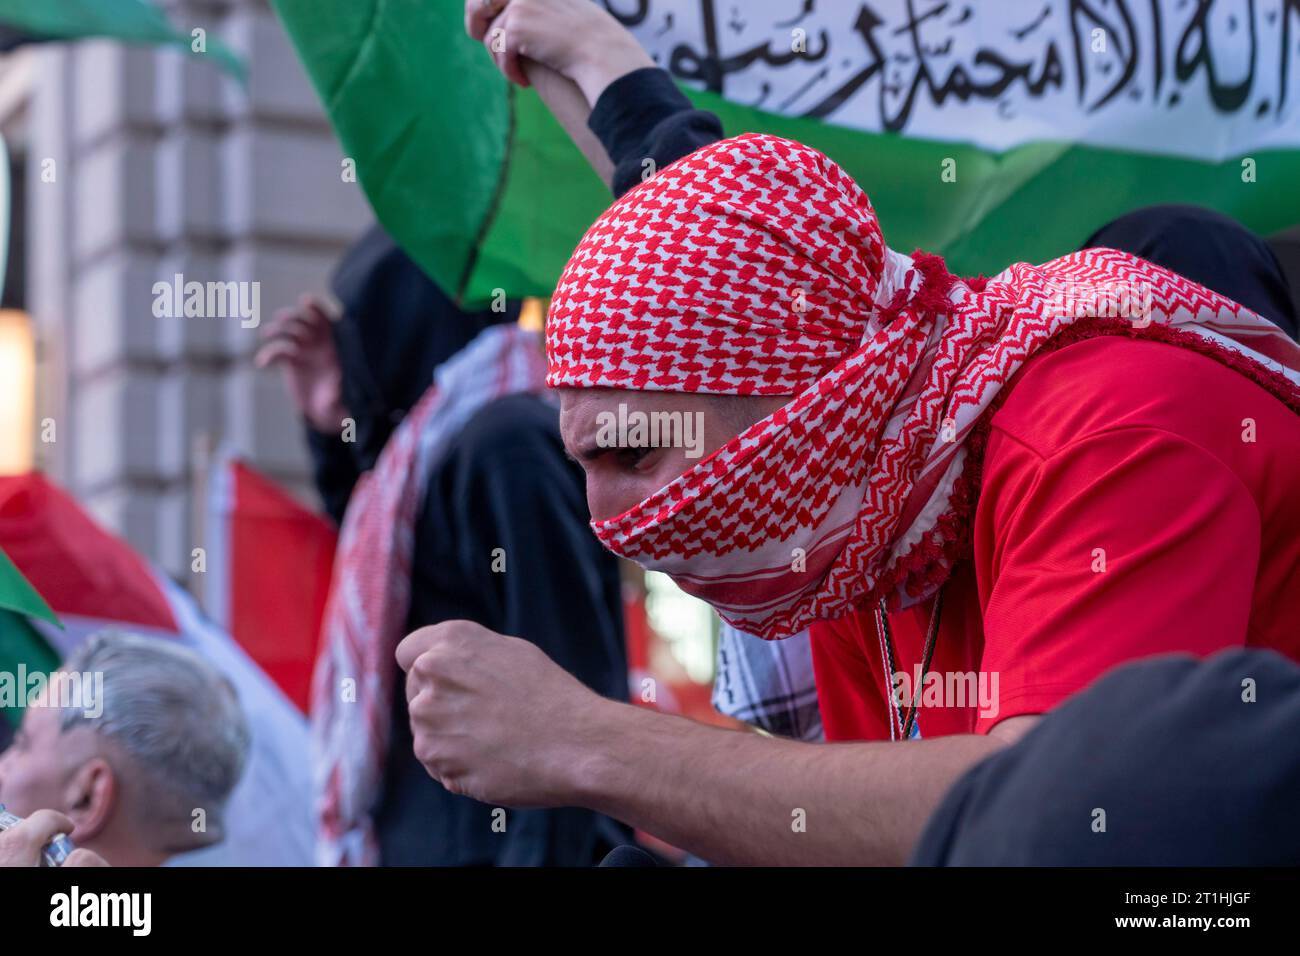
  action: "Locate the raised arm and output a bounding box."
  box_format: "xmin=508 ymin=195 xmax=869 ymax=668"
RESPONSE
xmin=466 ymin=0 xmax=723 ymax=197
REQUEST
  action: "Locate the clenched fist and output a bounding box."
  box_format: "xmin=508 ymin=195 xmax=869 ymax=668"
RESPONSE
xmin=465 ymin=0 xmax=655 ymax=105
xmin=396 ymin=620 xmax=613 ymax=807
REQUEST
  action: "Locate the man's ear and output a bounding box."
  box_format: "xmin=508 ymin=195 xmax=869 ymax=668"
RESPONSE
xmin=62 ymin=756 xmax=117 ymax=842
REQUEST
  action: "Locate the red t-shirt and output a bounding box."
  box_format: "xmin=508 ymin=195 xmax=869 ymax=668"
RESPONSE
xmin=810 ymin=336 xmax=1300 ymax=741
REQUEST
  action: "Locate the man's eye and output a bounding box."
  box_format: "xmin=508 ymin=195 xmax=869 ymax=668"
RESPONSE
xmin=615 ymin=446 xmax=652 ymax=470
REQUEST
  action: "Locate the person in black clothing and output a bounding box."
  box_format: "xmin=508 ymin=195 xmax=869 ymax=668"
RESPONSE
xmin=256 ymin=225 xmax=630 ymax=865
xmin=910 ymin=647 xmax=1300 ymax=866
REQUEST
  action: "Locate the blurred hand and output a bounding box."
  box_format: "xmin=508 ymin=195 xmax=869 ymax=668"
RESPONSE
xmin=0 ymin=810 xmax=107 ymax=867
xmin=466 ymin=0 xmax=655 ymax=105
xmin=254 ymin=294 xmax=350 ymax=435
xmin=396 ymin=620 xmax=608 ymax=807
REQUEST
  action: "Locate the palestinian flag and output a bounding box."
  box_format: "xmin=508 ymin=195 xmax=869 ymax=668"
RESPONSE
xmin=0 ymin=545 xmax=56 ymax=626
xmin=0 ymin=473 xmax=315 ymax=866
xmin=0 ymin=547 xmax=59 ymax=733
xmin=0 ymin=0 xmax=244 ymax=78
xmin=272 ymin=0 xmax=1300 ymax=307
xmin=206 ymin=452 xmax=337 ymax=715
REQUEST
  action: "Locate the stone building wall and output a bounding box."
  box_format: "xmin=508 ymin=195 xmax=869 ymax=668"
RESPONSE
xmin=25 ymin=0 xmax=369 ymax=601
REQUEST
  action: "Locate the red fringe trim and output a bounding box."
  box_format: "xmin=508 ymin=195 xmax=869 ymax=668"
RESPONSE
xmin=877 ymin=250 xmax=958 ymax=326
xmin=908 ymin=250 xmax=960 ymax=315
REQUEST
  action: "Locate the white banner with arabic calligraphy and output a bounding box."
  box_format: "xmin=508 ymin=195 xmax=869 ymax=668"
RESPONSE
xmin=609 ymin=0 xmax=1300 ymax=161
xmin=285 ymin=0 xmax=1300 ymax=306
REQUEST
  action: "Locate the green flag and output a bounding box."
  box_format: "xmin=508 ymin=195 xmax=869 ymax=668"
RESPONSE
xmin=274 ymin=1 xmax=1300 ymax=308
xmin=0 ymin=608 xmax=61 ymax=728
xmin=0 ymin=547 xmax=58 ymax=627
xmin=0 ymin=548 xmax=60 ymax=727
xmin=272 ymin=0 xmax=596 ymax=308
xmin=0 ymin=0 xmax=245 ymax=80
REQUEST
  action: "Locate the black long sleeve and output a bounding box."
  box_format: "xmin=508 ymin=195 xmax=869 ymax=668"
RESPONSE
xmin=588 ymin=67 xmax=724 ymax=199
xmin=303 ymin=426 xmax=362 ymax=526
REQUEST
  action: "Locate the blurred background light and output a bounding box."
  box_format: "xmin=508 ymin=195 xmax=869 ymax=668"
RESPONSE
xmin=644 ymin=569 xmax=716 ymax=684
xmin=0 ymin=308 xmax=34 ymax=474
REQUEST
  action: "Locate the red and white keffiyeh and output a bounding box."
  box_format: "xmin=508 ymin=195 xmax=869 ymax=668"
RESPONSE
xmin=312 ymin=324 xmax=547 ymax=867
xmin=547 ymin=133 xmax=1300 ymax=642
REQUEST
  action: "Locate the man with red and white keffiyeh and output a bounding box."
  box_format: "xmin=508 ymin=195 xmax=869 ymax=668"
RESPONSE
xmin=393 ymin=1 xmax=1300 ymax=866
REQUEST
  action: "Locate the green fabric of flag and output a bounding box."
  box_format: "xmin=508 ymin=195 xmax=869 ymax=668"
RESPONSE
xmin=0 ymin=0 xmax=245 ymax=80
xmin=0 ymin=608 xmax=60 ymax=729
xmin=275 ymin=2 xmax=1300 ymax=308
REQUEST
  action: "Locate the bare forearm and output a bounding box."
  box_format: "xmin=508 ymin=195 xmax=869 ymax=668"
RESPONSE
xmin=574 ymin=699 xmax=1005 ymax=865
xmin=568 ymin=48 xmax=656 ymax=109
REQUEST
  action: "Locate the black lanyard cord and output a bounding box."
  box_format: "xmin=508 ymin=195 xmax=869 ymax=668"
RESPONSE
xmin=877 ymin=586 xmax=945 ymax=740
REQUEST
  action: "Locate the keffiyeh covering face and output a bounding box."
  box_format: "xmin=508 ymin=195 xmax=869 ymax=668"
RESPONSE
xmin=547 ymin=134 xmax=1300 ymax=642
